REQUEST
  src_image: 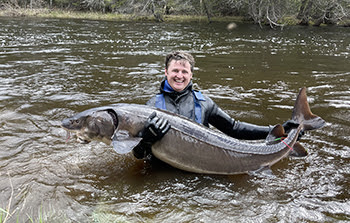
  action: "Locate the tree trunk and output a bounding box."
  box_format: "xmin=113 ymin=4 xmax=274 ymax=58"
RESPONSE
xmin=313 ymin=1 xmax=337 ymax=26
xmin=151 ymin=0 xmax=163 ymax=22
xmin=297 ymin=0 xmax=308 ymax=19
xmin=298 ymin=0 xmax=313 ymax=26
xmin=201 ymin=0 xmax=211 ymax=23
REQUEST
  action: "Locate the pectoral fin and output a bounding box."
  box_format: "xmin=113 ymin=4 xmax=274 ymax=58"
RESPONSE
xmin=112 ymin=130 xmax=142 ymax=154
xmin=290 ymin=142 xmax=308 ymax=157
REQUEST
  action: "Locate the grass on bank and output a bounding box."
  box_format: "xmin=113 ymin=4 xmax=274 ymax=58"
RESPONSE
xmin=1 ymin=8 xmax=350 ymax=26
xmin=0 ymin=8 xmax=244 ymax=23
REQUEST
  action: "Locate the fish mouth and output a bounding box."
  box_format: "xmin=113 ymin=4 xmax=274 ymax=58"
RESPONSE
xmin=77 ymin=137 xmax=91 ymax=144
xmin=64 ymin=129 xmax=91 ymax=144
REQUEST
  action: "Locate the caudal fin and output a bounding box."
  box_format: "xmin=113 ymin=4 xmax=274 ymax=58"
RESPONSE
xmin=292 ymin=87 xmax=325 ymax=131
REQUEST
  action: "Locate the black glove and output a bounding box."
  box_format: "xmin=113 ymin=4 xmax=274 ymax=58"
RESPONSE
xmin=132 ymin=112 xmax=171 ymax=159
xmin=282 ymin=120 xmax=304 ymax=141
xmin=140 ymin=111 xmax=171 ymax=144
xmin=282 ymin=120 xmax=299 ymax=133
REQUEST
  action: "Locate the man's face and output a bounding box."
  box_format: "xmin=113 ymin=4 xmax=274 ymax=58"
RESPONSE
xmin=165 ymin=59 xmax=193 ymax=92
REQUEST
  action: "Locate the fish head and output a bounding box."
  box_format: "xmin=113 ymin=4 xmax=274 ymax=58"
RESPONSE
xmin=62 ymin=109 xmax=117 ymax=145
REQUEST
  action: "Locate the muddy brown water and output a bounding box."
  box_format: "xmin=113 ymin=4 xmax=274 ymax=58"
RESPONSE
xmin=0 ymin=17 xmax=349 ymax=222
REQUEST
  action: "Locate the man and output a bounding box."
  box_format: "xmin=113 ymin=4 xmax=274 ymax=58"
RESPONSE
xmin=133 ymin=51 xmax=297 ymax=159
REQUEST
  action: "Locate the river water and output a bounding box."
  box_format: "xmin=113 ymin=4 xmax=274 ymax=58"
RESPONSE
xmin=0 ymin=17 xmax=349 ymax=222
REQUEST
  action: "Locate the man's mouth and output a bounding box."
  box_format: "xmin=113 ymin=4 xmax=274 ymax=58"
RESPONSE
xmin=174 ymin=78 xmax=184 ymax=83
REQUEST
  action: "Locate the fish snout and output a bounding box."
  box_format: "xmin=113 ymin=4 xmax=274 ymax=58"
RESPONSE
xmin=61 ymin=118 xmax=81 ymax=130
xmin=61 ymin=118 xmax=70 ymax=129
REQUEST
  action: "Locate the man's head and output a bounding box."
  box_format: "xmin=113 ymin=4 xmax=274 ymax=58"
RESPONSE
xmin=164 ymin=51 xmax=195 ymax=92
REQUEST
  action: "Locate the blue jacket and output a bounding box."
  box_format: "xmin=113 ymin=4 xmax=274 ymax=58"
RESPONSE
xmin=146 ymin=79 xmax=270 ymax=140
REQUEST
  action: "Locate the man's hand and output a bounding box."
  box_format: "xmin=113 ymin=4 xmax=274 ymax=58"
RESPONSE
xmin=282 ymin=119 xmax=304 ymax=141
xmin=140 ymin=111 xmax=171 ymax=144
xmin=282 ymin=120 xmax=299 ymax=133
xmin=133 ymin=112 xmax=171 ymax=159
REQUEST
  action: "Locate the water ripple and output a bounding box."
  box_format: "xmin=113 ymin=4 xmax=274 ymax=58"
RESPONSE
xmin=0 ymin=17 xmax=349 ymax=222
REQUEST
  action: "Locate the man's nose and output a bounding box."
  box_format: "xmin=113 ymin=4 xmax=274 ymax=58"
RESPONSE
xmin=177 ymin=71 xmax=185 ymax=76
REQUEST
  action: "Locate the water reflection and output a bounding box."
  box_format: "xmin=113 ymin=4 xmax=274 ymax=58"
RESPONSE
xmin=0 ymin=17 xmax=349 ymax=222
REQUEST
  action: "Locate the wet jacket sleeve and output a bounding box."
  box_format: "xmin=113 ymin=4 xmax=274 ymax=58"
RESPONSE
xmin=206 ymin=100 xmax=271 ymax=140
xmin=132 ymin=141 xmax=152 ymax=159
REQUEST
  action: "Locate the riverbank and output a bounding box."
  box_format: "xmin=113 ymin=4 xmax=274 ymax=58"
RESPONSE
xmin=1 ymin=8 xmax=349 ymax=27
xmin=0 ymin=8 xmax=244 ymax=23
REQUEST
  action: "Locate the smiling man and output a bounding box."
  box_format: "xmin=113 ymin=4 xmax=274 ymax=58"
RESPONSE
xmin=148 ymin=52 xmax=200 ymax=122
xmin=132 ymin=51 xmax=298 ymax=159
xmin=165 ymin=53 xmax=193 ymax=92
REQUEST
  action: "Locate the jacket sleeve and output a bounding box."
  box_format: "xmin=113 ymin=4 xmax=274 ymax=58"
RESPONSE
xmin=206 ymin=99 xmax=271 ymax=140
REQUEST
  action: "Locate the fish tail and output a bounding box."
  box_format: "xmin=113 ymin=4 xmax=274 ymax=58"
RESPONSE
xmin=291 ymin=87 xmax=325 ymax=131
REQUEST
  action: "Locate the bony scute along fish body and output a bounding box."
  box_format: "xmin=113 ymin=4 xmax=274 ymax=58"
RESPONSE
xmin=61 ymin=87 xmax=325 ymax=175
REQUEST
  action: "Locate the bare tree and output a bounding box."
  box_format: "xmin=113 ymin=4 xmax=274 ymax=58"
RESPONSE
xmin=313 ymin=0 xmax=347 ymax=26
xmin=297 ymin=0 xmax=313 ymax=25
xmin=296 ymin=0 xmax=348 ymax=26
xmin=246 ymin=0 xmax=288 ymax=28
xmin=3 ymin=0 xmax=349 ymax=27
xmin=200 ymin=0 xmax=212 ymax=22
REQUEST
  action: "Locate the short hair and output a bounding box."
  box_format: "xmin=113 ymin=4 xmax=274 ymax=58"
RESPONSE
xmin=165 ymin=51 xmax=195 ymax=73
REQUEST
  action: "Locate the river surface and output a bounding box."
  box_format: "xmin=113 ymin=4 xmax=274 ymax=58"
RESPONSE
xmin=0 ymin=17 xmax=349 ymax=222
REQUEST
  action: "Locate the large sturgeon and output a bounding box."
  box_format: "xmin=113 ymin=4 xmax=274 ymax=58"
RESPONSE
xmin=61 ymin=87 xmax=325 ymax=175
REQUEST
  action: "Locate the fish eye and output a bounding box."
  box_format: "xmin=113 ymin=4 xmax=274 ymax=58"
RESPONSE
xmin=71 ymin=120 xmax=79 ymax=124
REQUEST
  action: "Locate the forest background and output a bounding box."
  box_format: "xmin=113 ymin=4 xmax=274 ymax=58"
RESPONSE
xmin=1 ymin=0 xmax=350 ymax=27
